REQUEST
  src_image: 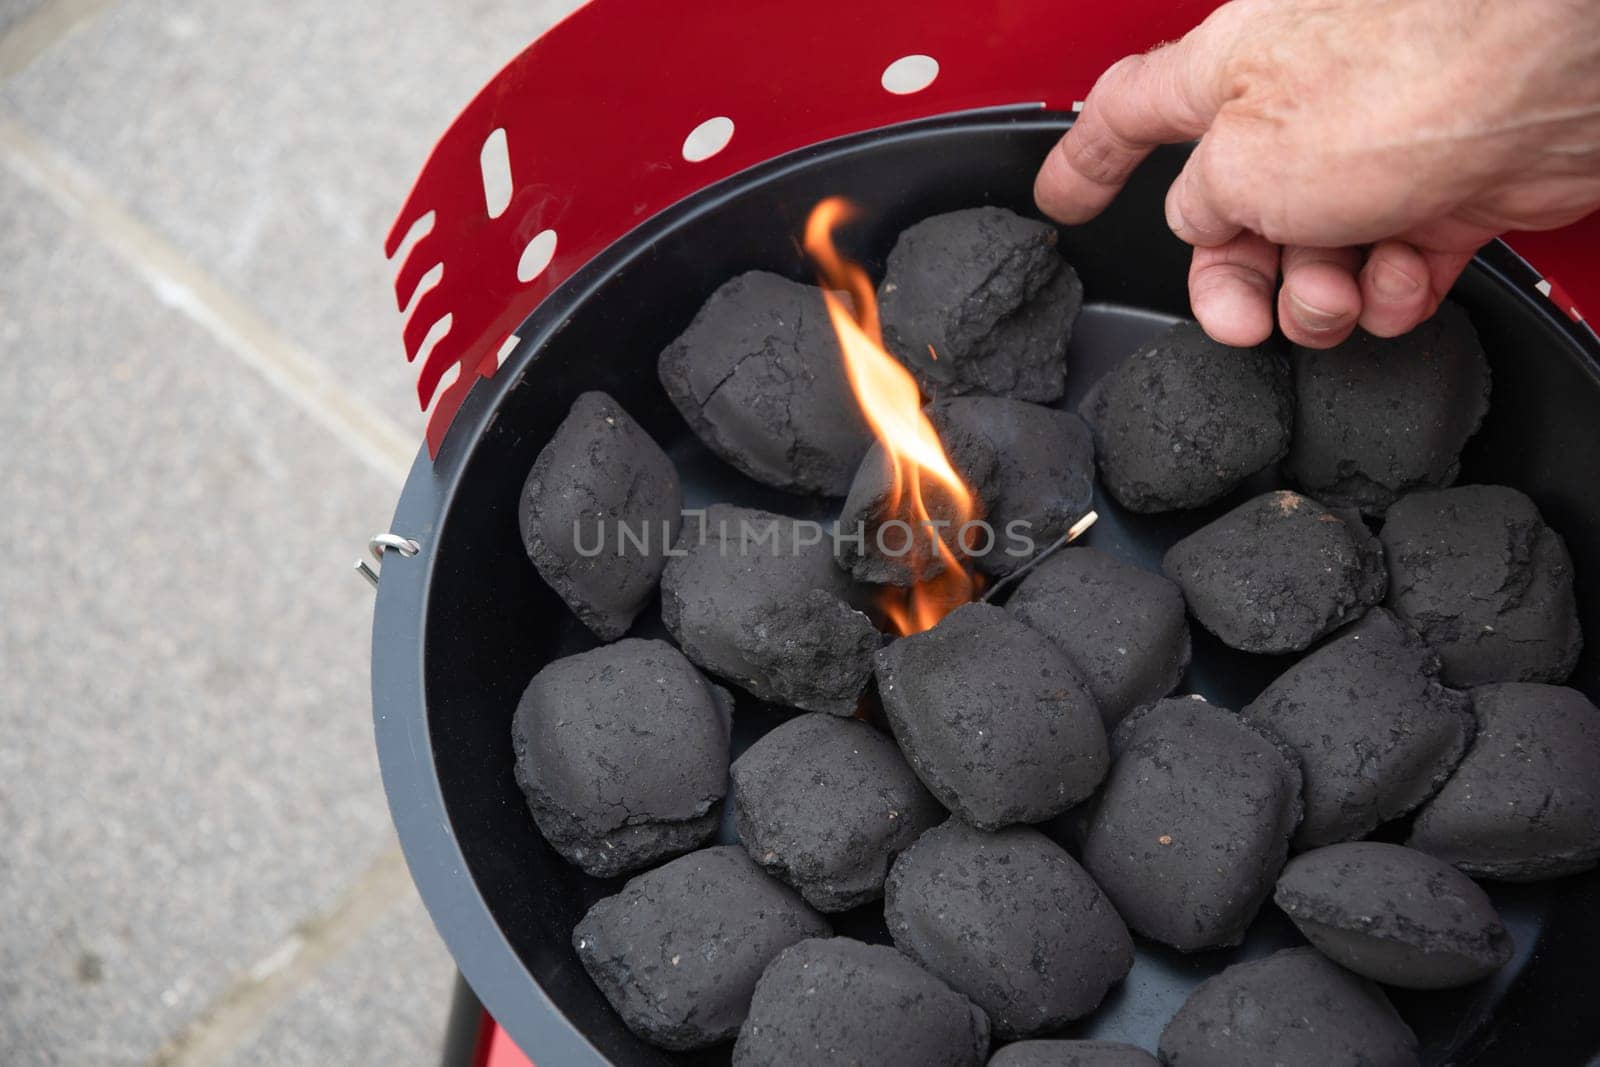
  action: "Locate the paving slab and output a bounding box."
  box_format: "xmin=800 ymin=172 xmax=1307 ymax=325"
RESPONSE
xmin=2 ymin=0 xmax=582 ymax=434
xmin=0 ymin=163 xmax=409 ymax=1064
xmin=215 ymin=885 xmax=456 ymax=1067
xmin=0 ymin=0 xmax=48 ymax=38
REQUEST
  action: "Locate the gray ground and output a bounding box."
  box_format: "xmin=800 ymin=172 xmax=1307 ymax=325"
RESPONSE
xmin=0 ymin=0 xmax=579 ymax=1063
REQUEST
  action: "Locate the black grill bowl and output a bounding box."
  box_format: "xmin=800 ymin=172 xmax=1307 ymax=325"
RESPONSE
xmin=371 ymin=108 xmax=1600 ymax=1067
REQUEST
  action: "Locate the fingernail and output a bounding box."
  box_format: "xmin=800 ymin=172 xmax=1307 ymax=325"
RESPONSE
xmin=1373 ymin=261 xmax=1422 ymax=300
xmin=1164 ymin=195 xmax=1187 ymax=238
xmin=1289 ymin=292 xmax=1347 ymax=332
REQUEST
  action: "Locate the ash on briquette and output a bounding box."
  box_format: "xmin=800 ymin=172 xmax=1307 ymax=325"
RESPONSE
xmin=885 ymin=820 xmax=1134 ymax=1039
xmin=1288 ymin=301 xmax=1491 ymax=516
xmin=658 ymin=271 xmax=874 ymax=495
xmin=1078 ymin=322 xmax=1293 ymax=513
xmin=572 ymin=845 xmax=829 ymax=1050
xmin=660 ymin=504 xmax=881 ymax=714
xmin=874 ymin=602 xmax=1107 ymax=829
xmin=1163 ymin=489 xmax=1387 ymax=654
xmin=1081 ymin=697 xmax=1302 ymax=952
xmin=878 ymin=206 xmax=1082 ymax=401
xmin=1242 ymin=608 xmax=1473 ymax=849
xmin=1381 ymin=484 xmax=1582 ymax=686
xmin=1409 ymin=682 xmax=1600 ymax=881
xmin=731 ymin=713 xmax=944 ymax=912
xmin=1274 ymin=841 xmax=1513 ymax=989
xmin=511 ymin=639 xmax=732 ymax=878
xmin=518 ymin=391 xmax=681 ymax=640
xmin=732 ymin=937 xmax=990 ymax=1067
xmin=1007 ymin=546 xmax=1191 ymax=729
xmin=1158 ymin=948 xmax=1418 ymax=1067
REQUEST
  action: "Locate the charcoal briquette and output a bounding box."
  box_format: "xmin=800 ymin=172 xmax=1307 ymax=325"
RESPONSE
xmin=874 ymin=602 xmax=1107 ymax=829
xmin=1081 ymin=697 xmax=1302 ymax=952
xmin=1380 ymin=485 xmax=1582 ymax=686
xmin=835 ymin=420 xmax=999 ymax=587
xmin=1287 ymin=301 xmax=1491 ymax=515
xmin=1158 ymin=947 xmax=1419 ymax=1067
xmin=925 ymin=396 xmax=1096 ymax=576
xmin=573 ymin=845 xmax=830 ymax=1050
xmin=661 ymin=504 xmax=880 ymax=714
xmin=878 ymin=207 xmax=1082 ymax=401
xmin=1242 ymin=608 xmax=1473 ymax=849
xmin=885 ymin=820 xmax=1134 ymax=1038
xmin=511 ymin=639 xmax=732 ymax=878
xmin=1077 ymin=322 xmax=1293 ymax=513
xmin=1275 ymin=842 xmax=1514 ymax=989
xmin=519 ymin=391 xmax=682 ymax=640
xmin=1007 ymin=547 xmax=1190 ymax=728
xmin=1163 ymin=490 xmax=1387 ymax=654
xmin=731 ymin=713 xmax=944 ymax=912
xmin=732 ymin=937 xmax=990 ymax=1067
xmin=988 ymin=1041 xmax=1160 ymax=1067
xmin=658 ymin=271 xmax=874 ymax=495
xmin=1409 ymin=682 xmax=1600 ymax=881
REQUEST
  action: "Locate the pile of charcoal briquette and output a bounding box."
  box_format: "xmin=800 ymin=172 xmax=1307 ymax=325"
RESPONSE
xmin=510 ymin=205 xmax=1599 ymax=1066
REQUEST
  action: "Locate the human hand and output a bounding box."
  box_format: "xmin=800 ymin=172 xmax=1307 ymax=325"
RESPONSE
xmin=1035 ymin=0 xmax=1600 ymax=348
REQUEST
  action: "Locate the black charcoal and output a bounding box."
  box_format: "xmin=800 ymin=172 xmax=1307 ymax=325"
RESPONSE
xmin=878 ymin=207 xmax=1082 ymax=401
xmin=1081 ymin=697 xmax=1302 ymax=951
xmin=1409 ymin=683 xmax=1600 ymax=881
xmin=926 ymin=396 xmax=1096 ymax=576
xmin=661 ymin=504 xmax=880 ymax=714
xmin=1158 ymin=947 xmax=1419 ymax=1067
xmin=732 ymin=937 xmax=990 ymax=1067
xmin=1163 ymin=490 xmax=1387 ymax=654
xmin=1007 ymin=547 xmax=1190 ymax=727
xmin=731 ymin=713 xmax=944 ymax=911
xmin=519 ymin=391 xmax=681 ymax=640
xmin=835 ymin=422 xmax=999 ymax=587
xmin=512 ymin=639 xmax=731 ymax=878
xmin=573 ymin=845 xmax=830 ymax=1050
xmin=875 ymin=602 xmax=1107 ymax=829
xmin=1242 ymin=608 xmax=1472 ymax=848
xmin=658 ymin=271 xmax=874 ymax=495
xmin=1275 ymin=842 xmax=1513 ymax=989
xmin=988 ymin=1041 xmax=1160 ymax=1067
xmin=1288 ymin=301 xmax=1491 ymax=515
xmin=1381 ymin=485 xmax=1582 ymax=686
xmin=1078 ymin=322 xmax=1292 ymax=513
xmin=885 ymin=820 xmax=1133 ymax=1038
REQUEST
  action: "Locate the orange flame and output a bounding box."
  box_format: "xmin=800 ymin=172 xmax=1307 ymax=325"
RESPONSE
xmin=804 ymin=197 xmax=979 ymax=635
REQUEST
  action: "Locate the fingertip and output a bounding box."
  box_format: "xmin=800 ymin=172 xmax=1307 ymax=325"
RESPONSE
xmin=1191 ymin=269 xmax=1276 ymax=347
xmin=1280 ymin=249 xmax=1362 ymax=348
xmin=1280 ymin=288 xmax=1359 ymax=348
xmin=1034 ymin=137 xmax=1107 ymax=224
xmin=1358 ymin=241 xmax=1432 ymax=338
xmin=1199 ymin=301 xmax=1276 ymax=347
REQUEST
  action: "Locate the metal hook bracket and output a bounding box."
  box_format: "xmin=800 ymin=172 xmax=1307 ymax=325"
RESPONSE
xmin=355 ymin=533 xmax=421 ymax=588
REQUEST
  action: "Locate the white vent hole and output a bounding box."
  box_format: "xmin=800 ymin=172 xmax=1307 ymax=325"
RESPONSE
xmin=494 ymin=333 xmax=521 ymax=371
xmin=390 ymin=210 xmax=436 ymax=263
xmin=682 ymin=116 xmax=735 ymax=162
xmin=480 ymin=128 xmax=512 ymax=219
xmin=881 ymin=55 xmax=939 ymax=95
xmin=517 ymin=230 xmax=558 ymax=283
